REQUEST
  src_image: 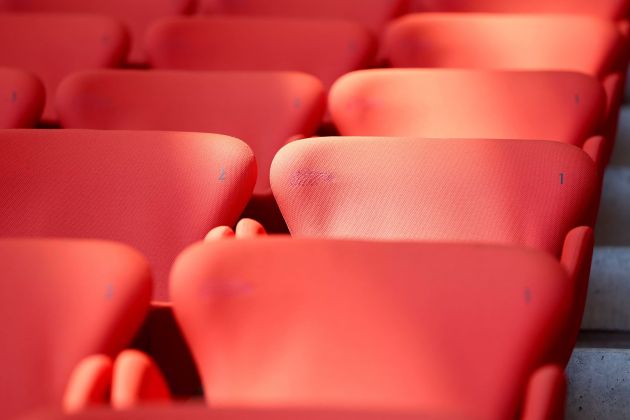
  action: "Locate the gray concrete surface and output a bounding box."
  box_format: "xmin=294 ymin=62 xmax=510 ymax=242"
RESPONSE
xmin=594 ymin=166 xmax=630 ymax=246
xmin=582 ymin=247 xmax=630 ymax=332
xmin=567 ymin=104 xmax=630 ymax=419
xmin=566 ymin=348 xmax=630 ymax=419
xmin=611 ymin=106 xmax=630 ymax=167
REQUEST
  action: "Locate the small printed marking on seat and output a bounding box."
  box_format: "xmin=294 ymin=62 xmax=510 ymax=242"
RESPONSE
xmin=105 ymin=283 xmax=114 ymax=300
xmin=290 ymin=169 xmax=335 ymax=187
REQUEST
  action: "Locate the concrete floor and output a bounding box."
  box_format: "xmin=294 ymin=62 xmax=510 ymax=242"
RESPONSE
xmin=567 ymin=349 xmax=630 ymax=419
xmin=565 ymin=105 xmax=630 ymax=419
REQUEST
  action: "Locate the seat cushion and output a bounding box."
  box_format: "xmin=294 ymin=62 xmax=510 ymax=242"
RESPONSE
xmin=0 ymin=239 xmax=151 ymax=419
xmin=171 ymin=238 xmax=571 ymax=420
xmin=0 ymin=14 xmax=127 ymax=122
xmin=146 ymin=16 xmax=375 ymax=90
xmin=270 ymin=137 xmax=597 ymax=256
xmin=56 ymin=70 xmax=325 ymax=195
xmin=0 ymin=129 xmax=256 ymax=301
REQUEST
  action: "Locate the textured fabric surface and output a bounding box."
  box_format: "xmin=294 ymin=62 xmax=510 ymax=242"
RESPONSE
xmin=408 ymin=0 xmax=630 ymax=19
xmin=330 ymin=69 xmax=606 ymax=148
xmin=271 ymin=137 xmax=597 ymax=256
xmin=0 ymin=14 xmax=128 ymax=122
xmin=409 ymin=0 xmax=630 ymax=20
xmin=146 ymin=16 xmax=375 ymax=90
xmin=0 ymin=67 xmax=45 ymax=128
xmin=171 ymin=238 xmax=570 ymax=420
xmin=0 ymin=0 xmax=194 ymax=64
xmin=0 ymin=239 xmax=151 ymax=420
xmin=382 ymin=14 xmax=625 ymax=80
xmin=0 ymin=129 xmax=256 ymax=301
xmin=56 ymin=70 xmax=326 ymax=195
xmin=197 ymin=0 xmax=408 ymax=34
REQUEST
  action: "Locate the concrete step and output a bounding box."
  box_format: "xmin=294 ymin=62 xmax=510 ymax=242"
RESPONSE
xmin=569 ymin=101 xmax=630 ymax=420
xmin=566 ymin=348 xmax=630 ymax=419
xmin=594 ymin=166 xmax=630 ymax=246
xmin=611 ymin=106 xmax=630 ymax=167
xmin=582 ymin=247 xmax=630 ymax=332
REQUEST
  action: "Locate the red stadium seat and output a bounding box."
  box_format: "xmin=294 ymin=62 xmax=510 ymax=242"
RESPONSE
xmin=329 ymin=69 xmax=608 ymax=166
xmin=56 ymin=69 xmax=326 ymax=197
xmin=0 ymin=239 xmax=151 ymax=420
xmin=271 ymin=138 xmax=596 ymax=247
xmin=270 ymin=137 xmax=598 ymax=360
xmin=146 ymin=16 xmax=375 ymax=90
xmin=380 ymin=14 xmax=628 ymax=153
xmin=197 ymin=0 xmax=408 ymax=34
xmin=381 ymin=14 xmax=625 ymax=79
xmin=408 ymin=0 xmax=630 ymax=20
xmin=18 ymin=406 xmax=465 ymax=420
xmin=0 ymin=14 xmax=127 ymax=123
xmin=0 ymin=130 xmax=256 ymax=301
xmin=169 ymin=238 xmax=569 ymax=420
xmin=0 ymin=0 xmax=194 ymax=64
xmin=0 ymin=67 xmax=44 ymax=128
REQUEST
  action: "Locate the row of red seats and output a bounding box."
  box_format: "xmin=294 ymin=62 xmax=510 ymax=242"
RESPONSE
xmin=56 ymin=69 xmax=612 ymax=169
xmin=0 ymin=68 xmax=613 ymax=230
xmin=0 ymin=12 xmax=627 ymax=123
xmin=0 ymin=130 xmax=597 ymax=303
xmin=2 ymin=0 xmax=626 ymax=64
xmin=2 ymin=1 xmax=628 ymax=420
xmin=2 ymin=237 xmax=569 ymax=420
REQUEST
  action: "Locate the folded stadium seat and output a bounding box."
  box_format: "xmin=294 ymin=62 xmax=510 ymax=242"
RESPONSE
xmin=0 ymin=14 xmax=127 ymax=123
xmin=18 ymin=406 xmax=465 ymax=420
xmin=166 ymin=238 xmax=569 ymax=419
xmin=407 ymin=0 xmax=630 ymax=20
xmin=0 ymin=0 xmax=195 ymax=65
xmin=0 ymin=67 xmax=45 ymax=128
xmin=146 ymin=16 xmax=375 ymax=91
xmin=55 ymin=69 xmax=326 ymax=231
xmin=329 ymin=69 xmax=608 ymax=169
xmin=380 ymin=14 xmax=629 ymax=152
xmin=197 ymin=0 xmax=408 ymax=35
xmin=0 ymin=239 xmax=152 ymax=420
xmin=0 ymin=129 xmax=256 ymax=302
xmin=382 ymin=15 xmax=626 ymax=76
xmin=270 ymin=137 xmax=599 ymax=363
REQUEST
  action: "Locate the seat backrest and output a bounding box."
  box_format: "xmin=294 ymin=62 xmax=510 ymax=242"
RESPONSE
xmin=171 ymin=238 xmax=571 ymax=420
xmin=382 ymin=14 xmax=625 ymax=79
xmin=56 ymin=70 xmax=326 ymax=195
xmin=0 ymin=0 xmax=194 ymax=64
xmin=0 ymin=129 xmax=256 ymax=301
xmin=0 ymin=239 xmax=151 ymax=419
xmin=0 ymin=67 xmax=45 ymax=128
xmin=0 ymin=14 xmax=127 ymax=122
xmin=330 ymin=69 xmax=606 ymax=146
xmin=408 ymin=0 xmax=630 ymax=20
xmin=197 ymin=0 xmax=408 ymax=34
xmin=270 ymin=137 xmax=597 ymax=257
xmin=146 ymin=16 xmax=375 ymax=90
